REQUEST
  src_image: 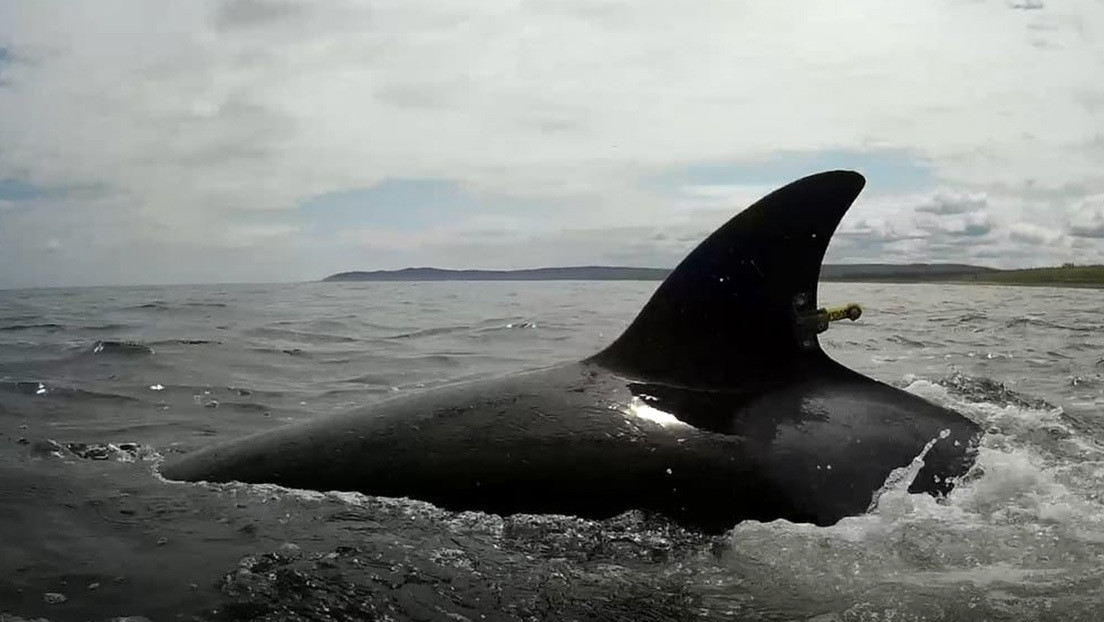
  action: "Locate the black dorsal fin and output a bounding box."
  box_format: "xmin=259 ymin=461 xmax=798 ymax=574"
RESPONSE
xmin=589 ymin=170 xmax=866 ymax=389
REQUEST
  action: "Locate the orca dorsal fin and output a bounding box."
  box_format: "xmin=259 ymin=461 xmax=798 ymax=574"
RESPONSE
xmin=589 ymin=170 xmax=866 ymax=389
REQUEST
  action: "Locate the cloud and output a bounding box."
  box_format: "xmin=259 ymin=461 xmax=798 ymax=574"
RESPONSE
xmin=650 ymin=150 xmax=936 ymax=194
xmin=0 ymin=179 xmax=49 ymax=202
xmin=0 ymin=0 xmax=1102 ymax=286
xmin=914 ymin=189 xmax=989 ymax=215
xmin=1008 ymin=222 xmax=1064 ymax=245
xmin=0 ymin=45 xmax=10 ymax=83
xmin=820 ymin=186 xmax=1089 ymax=267
xmin=214 ymin=0 xmax=304 ymax=29
xmin=1069 ymin=194 xmax=1104 ymax=238
xmin=836 ymin=218 xmax=927 ymax=243
xmin=918 ymin=210 xmax=994 ymax=238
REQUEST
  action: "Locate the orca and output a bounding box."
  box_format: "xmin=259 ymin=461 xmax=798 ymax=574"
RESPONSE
xmin=160 ymin=170 xmax=981 ymax=533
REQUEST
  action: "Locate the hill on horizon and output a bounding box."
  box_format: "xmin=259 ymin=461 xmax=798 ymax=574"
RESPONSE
xmin=323 ymin=263 xmax=997 ymax=282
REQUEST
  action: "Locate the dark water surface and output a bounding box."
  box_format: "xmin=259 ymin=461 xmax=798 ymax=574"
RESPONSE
xmin=0 ymin=281 xmax=1102 ymax=621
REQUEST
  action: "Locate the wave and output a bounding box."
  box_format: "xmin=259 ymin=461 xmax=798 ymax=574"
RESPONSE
xmin=127 ymin=300 xmax=228 ymax=311
xmin=952 ymin=312 xmax=989 ymax=323
xmin=339 ymin=373 xmax=403 ymax=386
xmin=244 ymin=326 xmax=362 ymax=344
xmin=90 ymin=340 xmax=155 ymax=356
xmin=147 ymin=338 xmax=221 ymax=346
xmin=2 ymin=381 xmax=51 ymax=396
xmin=887 ymin=335 xmax=929 ymax=347
xmin=0 ymin=381 xmax=144 ymax=403
xmin=0 ymin=321 xmax=132 ymax=334
xmin=248 ymin=346 xmax=313 ymax=357
xmin=1006 ymin=316 xmax=1101 ymax=332
xmin=387 ymin=319 xmax=536 ymax=340
xmin=63 ymin=441 xmax=159 ymax=462
xmin=316 ymin=386 xmax=397 ymax=400
xmin=935 ymin=372 xmax=1054 ymax=410
xmin=712 ymin=373 xmax=1104 ymax=621
xmin=210 ymin=401 xmax=273 ymax=414
xmin=385 ymin=325 xmax=470 ymax=340
xmin=0 ymin=322 xmax=63 ymax=332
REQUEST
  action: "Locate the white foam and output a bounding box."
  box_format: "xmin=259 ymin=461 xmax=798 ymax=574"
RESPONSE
xmin=718 ymin=376 xmax=1104 ymax=618
xmin=866 ymin=429 xmax=948 ymax=515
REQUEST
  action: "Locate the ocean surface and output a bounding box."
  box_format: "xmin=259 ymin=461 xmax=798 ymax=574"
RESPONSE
xmin=0 ymin=281 xmax=1102 ymax=621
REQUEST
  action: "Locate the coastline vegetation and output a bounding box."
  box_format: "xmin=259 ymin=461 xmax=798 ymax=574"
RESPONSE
xmin=940 ymin=263 xmax=1104 ymax=287
xmin=825 ymin=263 xmax=1104 ymax=288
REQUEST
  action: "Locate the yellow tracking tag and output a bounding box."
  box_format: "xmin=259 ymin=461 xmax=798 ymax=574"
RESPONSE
xmin=823 ymin=303 xmax=863 ymax=323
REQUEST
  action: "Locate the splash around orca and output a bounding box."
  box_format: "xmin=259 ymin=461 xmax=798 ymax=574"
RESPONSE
xmin=160 ymin=170 xmax=982 ymax=533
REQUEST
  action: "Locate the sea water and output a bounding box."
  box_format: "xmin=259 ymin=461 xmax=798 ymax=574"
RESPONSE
xmin=0 ymin=281 xmax=1101 ymax=621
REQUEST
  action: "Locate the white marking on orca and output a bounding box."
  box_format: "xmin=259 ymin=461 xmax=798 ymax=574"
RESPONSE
xmin=625 ymin=396 xmax=690 ymax=429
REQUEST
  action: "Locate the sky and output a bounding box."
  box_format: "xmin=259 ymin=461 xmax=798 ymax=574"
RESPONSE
xmin=0 ymin=0 xmax=1102 ymax=288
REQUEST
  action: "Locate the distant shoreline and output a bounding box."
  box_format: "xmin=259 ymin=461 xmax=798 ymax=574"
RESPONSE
xmin=824 ymin=277 xmax=1104 ymax=289
xmin=323 ymin=264 xmax=1104 ymax=288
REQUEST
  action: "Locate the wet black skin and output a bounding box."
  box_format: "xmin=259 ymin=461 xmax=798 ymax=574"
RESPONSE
xmin=160 ymin=359 xmax=978 ymax=533
xmin=160 ymin=171 xmax=982 ymax=533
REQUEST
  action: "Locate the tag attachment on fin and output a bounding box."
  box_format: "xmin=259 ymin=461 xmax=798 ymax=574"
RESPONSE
xmin=794 ymin=298 xmax=863 ymax=350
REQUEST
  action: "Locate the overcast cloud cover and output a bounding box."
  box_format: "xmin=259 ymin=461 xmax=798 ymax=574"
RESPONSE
xmin=0 ymin=0 xmax=1102 ymax=287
